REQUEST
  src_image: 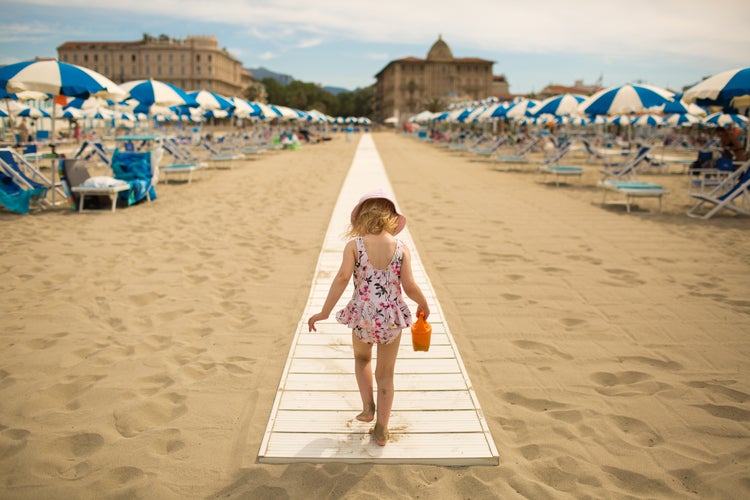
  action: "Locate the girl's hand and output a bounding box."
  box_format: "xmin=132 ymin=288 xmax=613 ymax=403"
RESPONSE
xmin=417 ymin=304 xmax=430 ymax=320
xmin=308 ymin=312 xmax=329 ymax=332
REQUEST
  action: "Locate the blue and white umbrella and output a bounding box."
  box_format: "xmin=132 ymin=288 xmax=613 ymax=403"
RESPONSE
xmin=17 ymin=106 xmax=50 ymax=118
xmin=660 ymin=99 xmax=706 ymax=116
xmin=533 ymin=94 xmax=586 ymax=116
xmin=702 ymin=112 xmax=749 ymax=128
xmin=664 ymin=113 xmax=700 ymax=127
xmin=579 ymin=84 xmax=674 ymax=116
xmin=187 ymin=90 xmax=235 ymax=111
xmin=631 ymin=114 xmax=664 ymax=127
xmin=683 ymin=67 xmax=750 ymax=111
xmin=0 ymin=59 xmax=124 ymax=99
xmin=120 ymin=79 xmax=197 ymax=108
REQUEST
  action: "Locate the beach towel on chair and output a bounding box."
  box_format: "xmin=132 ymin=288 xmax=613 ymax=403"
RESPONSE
xmin=111 ymin=150 xmax=157 ymax=205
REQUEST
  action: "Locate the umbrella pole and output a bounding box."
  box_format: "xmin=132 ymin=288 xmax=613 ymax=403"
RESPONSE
xmin=50 ymin=98 xmax=58 ymax=206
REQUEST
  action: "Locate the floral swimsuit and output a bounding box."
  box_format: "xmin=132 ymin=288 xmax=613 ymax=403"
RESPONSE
xmin=336 ymin=237 xmax=412 ymax=344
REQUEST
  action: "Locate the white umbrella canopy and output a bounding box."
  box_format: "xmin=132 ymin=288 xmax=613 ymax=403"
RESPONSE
xmin=187 ymin=90 xmax=235 ymax=111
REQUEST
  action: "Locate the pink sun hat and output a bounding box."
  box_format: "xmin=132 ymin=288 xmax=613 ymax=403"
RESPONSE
xmin=350 ymin=189 xmax=407 ymax=234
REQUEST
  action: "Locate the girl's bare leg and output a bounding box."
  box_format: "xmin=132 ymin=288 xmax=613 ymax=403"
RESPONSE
xmin=372 ymin=332 xmax=401 ymax=445
xmin=352 ymin=333 xmax=375 ymax=422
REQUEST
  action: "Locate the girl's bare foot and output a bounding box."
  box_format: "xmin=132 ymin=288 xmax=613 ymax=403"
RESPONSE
xmin=370 ymin=423 xmax=389 ymax=446
xmin=356 ymin=403 xmax=376 ymax=422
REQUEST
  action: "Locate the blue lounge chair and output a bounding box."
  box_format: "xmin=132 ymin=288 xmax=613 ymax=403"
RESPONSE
xmin=74 ymin=141 xmax=111 ymax=167
xmin=687 ymin=159 xmax=750 ymax=219
xmin=599 ymin=180 xmax=669 ymax=213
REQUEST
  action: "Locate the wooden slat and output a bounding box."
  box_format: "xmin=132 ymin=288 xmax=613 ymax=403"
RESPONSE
xmin=279 ymin=390 xmax=476 ymax=411
xmin=261 ymin=432 xmax=497 ymax=465
xmin=289 ymin=357 xmax=462 ymax=374
xmin=270 ymin=410 xmax=486 ymax=433
xmin=283 ymin=372 xmax=470 ymax=391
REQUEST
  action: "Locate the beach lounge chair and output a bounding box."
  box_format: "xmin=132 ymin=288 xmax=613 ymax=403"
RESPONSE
xmin=0 ymin=159 xmax=48 ymax=214
xmin=493 ymin=135 xmax=542 ymax=169
xmin=60 ymin=158 xmax=129 ymax=212
xmin=581 ymin=139 xmax=625 ymax=164
xmin=199 ymin=141 xmax=244 ymax=169
xmin=598 ymin=146 xmax=652 ymax=180
xmin=110 ymin=150 xmax=157 ymax=205
xmin=687 ymin=159 xmax=750 ymax=219
xmin=598 ymin=180 xmax=669 ymax=213
xmin=471 ymin=136 xmax=507 ymax=156
xmin=74 ymin=141 xmax=111 ymax=167
xmin=538 ymin=141 xmax=584 ymax=185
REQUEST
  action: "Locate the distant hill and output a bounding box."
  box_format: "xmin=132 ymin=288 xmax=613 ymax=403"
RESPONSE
xmin=248 ymin=66 xmax=351 ymax=94
xmin=323 ymin=86 xmax=350 ymax=95
xmin=249 ymin=67 xmax=294 ymax=86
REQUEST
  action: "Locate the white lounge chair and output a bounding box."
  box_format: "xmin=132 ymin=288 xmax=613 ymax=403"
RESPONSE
xmin=538 ymin=141 xmax=584 ymax=185
xmin=687 ymin=159 xmax=750 ymax=219
xmin=599 ymin=179 xmax=669 ymax=213
xmin=599 ymin=146 xmax=652 ymax=180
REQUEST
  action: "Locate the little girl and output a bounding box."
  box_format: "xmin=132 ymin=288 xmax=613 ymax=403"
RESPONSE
xmin=308 ymin=189 xmax=430 ymax=446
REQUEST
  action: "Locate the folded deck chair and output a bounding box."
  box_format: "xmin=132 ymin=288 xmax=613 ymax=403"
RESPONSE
xmin=687 ymin=159 xmax=750 ymax=219
xmin=598 ymin=146 xmax=652 ymax=180
xmin=0 ymin=147 xmax=57 ymax=205
xmin=200 ymin=141 xmax=244 ymax=169
xmin=60 ymin=158 xmax=129 ymax=212
xmin=471 ymin=136 xmax=508 ymax=156
xmin=110 ymin=150 xmax=157 ymax=205
xmin=599 ymin=180 xmax=669 ymax=213
xmin=0 ymin=163 xmax=48 ymax=214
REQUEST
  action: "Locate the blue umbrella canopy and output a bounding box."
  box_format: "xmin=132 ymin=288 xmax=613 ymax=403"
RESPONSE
xmin=120 ymin=79 xmax=197 ymax=108
xmin=579 ymin=84 xmax=674 ymax=116
xmin=683 ymin=67 xmax=750 ymax=111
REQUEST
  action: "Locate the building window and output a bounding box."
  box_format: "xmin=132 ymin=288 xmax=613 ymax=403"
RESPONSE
xmin=84 ymin=54 xmax=88 ymax=62
xmin=73 ymin=54 xmax=78 ymax=62
xmin=94 ymin=54 xmax=98 ymax=62
xmin=181 ymin=54 xmax=185 ymax=62
xmin=196 ymin=54 xmax=201 ymax=62
xmin=119 ymin=54 xmax=123 ymax=62
xmin=131 ymin=54 xmax=136 ymax=62
xmin=169 ymin=66 xmax=174 ymax=75
xmin=168 ymin=54 xmax=173 ymax=62
xmin=145 ymin=54 xmax=150 ymax=62
xmin=208 ymin=54 xmax=212 ymax=62
xmin=157 ymin=54 xmax=162 ymax=62
xmin=157 ymin=66 xmax=162 ymax=75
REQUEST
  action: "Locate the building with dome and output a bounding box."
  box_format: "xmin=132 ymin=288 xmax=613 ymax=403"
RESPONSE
xmin=374 ymin=36 xmax=505 ymax=123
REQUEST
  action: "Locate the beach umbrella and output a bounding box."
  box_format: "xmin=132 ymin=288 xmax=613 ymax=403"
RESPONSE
xmin=17 ymin=106 xmax=51 ymax=118
xmin=0 ymin=59 xmax=124 ymax=167
xmin=505 ymin=99 xmax=539 ymax=119
xmin=702 ymin=112 xmax=749 ymax=128
xmin=0 ymin=60 xmax=124 ymax=99
xmin=683 ymin=67 xmax=750 ymax=111
xmin=660 ymin=99 xmax=707 ymax=116
xmin=187 ymin=90 xmax=235 ymax=111
xmin=631 ymin=114 xmax=664 ymax=127
xmin=579 ymin=83 xmax=674 ymax=116
xmin=664 ymin=113 xmax=701 ymax=126
xmin=533 ymin=94 xmax=586 ymax=116
xmin=119 ymin=79 xmax=197 ymax=108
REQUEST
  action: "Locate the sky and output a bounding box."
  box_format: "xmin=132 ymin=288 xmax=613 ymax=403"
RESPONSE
xmin=1 ymin=0 xmax=749 ymax=96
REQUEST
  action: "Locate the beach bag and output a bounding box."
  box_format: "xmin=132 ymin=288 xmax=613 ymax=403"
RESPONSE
xmin=411 ymin=311 xmax=432 ymax=352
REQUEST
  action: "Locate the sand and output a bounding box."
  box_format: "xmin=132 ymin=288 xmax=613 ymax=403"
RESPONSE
xmin=0 ymin=131 xmax=749 ymax=499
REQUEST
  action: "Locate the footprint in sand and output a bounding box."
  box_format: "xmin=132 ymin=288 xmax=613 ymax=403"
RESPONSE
xmin=607 ymin=414 xmax=664 ymax=447
xmin=150 ymin=428 xmax=185 ymax=455
xmin=0 ymin=428 xmax=31 ymax=460
xmin=513 ymin=340 xmax=574 ymax=360
xmin=55 ymin=432 xmax=105 ymax=458
xmin=603 ymin=268 xmax=646 ymax=286
xmin=113 ymin=392 xmax=188 ymax=438
xmin=500 ymin=391 xmax=568 ymax=412
xmin=685 ymin=380 xmax=749 ymax=403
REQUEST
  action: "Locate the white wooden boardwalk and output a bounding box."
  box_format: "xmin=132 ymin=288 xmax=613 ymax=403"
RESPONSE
xmin=257 ymin=134 xmax=499 ymax=465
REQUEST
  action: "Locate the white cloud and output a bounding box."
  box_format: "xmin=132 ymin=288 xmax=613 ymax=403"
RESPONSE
xmin=296 ymin=38 xmax=322 ymax=49
xmin=366 ymin=53 xmax=389 ymax=61
xmin=259 ymin=51 xmax=277 ymax=60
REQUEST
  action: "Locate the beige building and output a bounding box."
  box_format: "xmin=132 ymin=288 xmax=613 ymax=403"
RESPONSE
xmin=374 ymin=36 xmax=498 ymax=123
xmin=57 ymin=34 xmax=250 ymax=97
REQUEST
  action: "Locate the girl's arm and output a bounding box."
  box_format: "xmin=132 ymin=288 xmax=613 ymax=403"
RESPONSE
xmin=400 ymin=245 xmax=430 ymax=319
xmin=308 ymin=240 xmax=357 ymax=332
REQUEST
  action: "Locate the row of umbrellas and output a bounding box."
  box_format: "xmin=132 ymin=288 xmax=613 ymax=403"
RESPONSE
xmin=416 ymin=69 xmax=750 ymax=130
xmin=0 ymin=59 xmax=372 ymax=143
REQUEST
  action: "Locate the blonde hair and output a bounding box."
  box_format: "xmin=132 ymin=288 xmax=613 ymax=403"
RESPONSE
xmin=347 ymin=198 xmax=400 ymax=237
